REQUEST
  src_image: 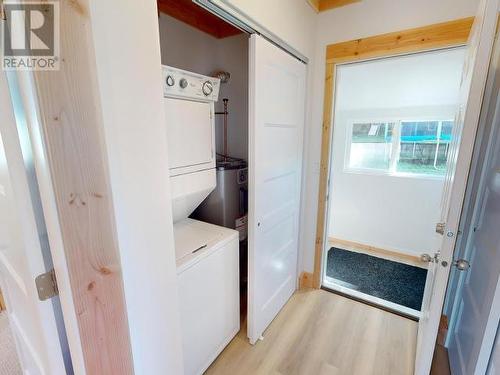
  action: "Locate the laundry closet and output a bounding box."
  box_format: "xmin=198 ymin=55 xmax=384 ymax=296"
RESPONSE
xmin=158 ymin=4 xmax=249 ymax=373
xmin=156 ymin=1 xmax=307 ymax=374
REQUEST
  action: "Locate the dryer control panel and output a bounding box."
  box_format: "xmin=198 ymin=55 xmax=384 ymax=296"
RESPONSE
xmin=162 ymin=65 xmax=220 ymax=102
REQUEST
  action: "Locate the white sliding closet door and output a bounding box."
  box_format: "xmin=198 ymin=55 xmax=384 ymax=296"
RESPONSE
xmin=247 ymin=35 xmax=306 ymax=345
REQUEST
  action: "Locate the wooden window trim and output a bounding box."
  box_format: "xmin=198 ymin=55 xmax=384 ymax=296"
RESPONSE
xmin=312 ymin=17 xmax=474 ymax=289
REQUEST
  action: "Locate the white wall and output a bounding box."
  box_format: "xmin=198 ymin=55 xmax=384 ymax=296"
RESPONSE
xmin=159 ymin=14 xmax=249 ymax=160
xmin=89 ymin=1 xmax=184 ymax=373
xmin=301 ymin=0 xmax=480 ymax=272
xmin=330 ymin=107 xmax=454 ymax=255
xmin=327 ymin=49 xmax=464 ymax=255
xmin=223 ymin=0 xmax=317 ymax=59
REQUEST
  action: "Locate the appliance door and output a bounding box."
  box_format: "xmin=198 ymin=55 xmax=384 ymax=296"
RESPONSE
xmin=177 ymin=235 xmax=239 ymax=375
xmin=164 ymin=98 xmax=214 ymax=171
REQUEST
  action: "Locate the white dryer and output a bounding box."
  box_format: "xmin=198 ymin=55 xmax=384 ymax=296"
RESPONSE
xmin=163 ymin=66 xmax=240 ymax=375
xmin=162 ymin=65 xmax=219 ymax=223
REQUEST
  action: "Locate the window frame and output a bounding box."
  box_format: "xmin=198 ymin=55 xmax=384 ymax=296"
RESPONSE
xmin=344 ymin=117 xmax=455 ymax=179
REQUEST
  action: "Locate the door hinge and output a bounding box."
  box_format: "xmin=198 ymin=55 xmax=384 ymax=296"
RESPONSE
xmin=35 ymin=269 xmax=59 ymax=301
xmin=420 ymin=252 xmax=439 ymax=263
xmin=435 ymin=222 xmax=446 ymax=235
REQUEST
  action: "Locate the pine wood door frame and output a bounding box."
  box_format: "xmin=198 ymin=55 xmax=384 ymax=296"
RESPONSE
xmin=24 ymin=0 xmax=134 ymax=373
xmin=312 ymin=17 xmax=474 ymax=289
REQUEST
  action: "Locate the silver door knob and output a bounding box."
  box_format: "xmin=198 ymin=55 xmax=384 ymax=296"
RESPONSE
xmin=454 ymin=259 xmax=470 ymax=271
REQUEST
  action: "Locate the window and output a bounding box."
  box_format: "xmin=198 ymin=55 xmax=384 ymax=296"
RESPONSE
xmin=348 ymin=122 xmax=395 ymax=170
xmin=346 ymin=120 xmax=454 ymax=177
xmin=397 ymin=121 xmax=453 ymax=175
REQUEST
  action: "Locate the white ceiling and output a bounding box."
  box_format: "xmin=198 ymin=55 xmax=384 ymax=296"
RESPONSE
xmin=335 ymin=47 xmax=466 ymax=111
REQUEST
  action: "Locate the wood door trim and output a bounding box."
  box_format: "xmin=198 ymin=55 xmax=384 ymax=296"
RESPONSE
xmin=312 ymin=17 xmax=474 ymax=289
xmin=31 ymin=1 xmax=133 ymax=373
xmin=326 ymin=17 xmax=474 ymax=64
xmin=299 ymin=272 xmax=314 ymax=289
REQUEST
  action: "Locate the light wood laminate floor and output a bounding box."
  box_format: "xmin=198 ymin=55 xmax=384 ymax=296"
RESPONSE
xmin=206 ymin=289 xmax=417 ymax=375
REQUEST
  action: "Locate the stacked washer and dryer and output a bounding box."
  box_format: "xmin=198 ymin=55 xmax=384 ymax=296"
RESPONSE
xmin=162 ymin=66 xmax=240 ymax=375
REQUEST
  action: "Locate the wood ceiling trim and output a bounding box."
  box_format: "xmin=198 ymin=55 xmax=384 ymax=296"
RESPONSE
xmin=307 ymin=0 xmax=320 ymax=12
xmin=157 ymin=0 xmax=242 ymax=39
xmin=308 ymin=0 xmax=362 ymax=12
xmin=318 ymin=0 xmax=362 ymax=12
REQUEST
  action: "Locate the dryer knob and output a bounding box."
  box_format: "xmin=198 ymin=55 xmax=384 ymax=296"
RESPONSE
xmin=166 ymin=75 xmax=175 ymax=87
xmin=202 ymin=81 xmax=213 ymax=96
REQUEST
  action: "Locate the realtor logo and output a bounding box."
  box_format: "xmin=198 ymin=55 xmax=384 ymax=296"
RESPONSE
xmin=2 ymin=1 xmax=60 ymax=70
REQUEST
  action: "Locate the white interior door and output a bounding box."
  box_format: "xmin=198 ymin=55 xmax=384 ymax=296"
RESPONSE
xmin=415 ymin=1 xmax=499 ymax=374
xmin=247 ymin=35 xmax=306 ymax=345
xmin=447 ymin=36 xmax=500 ymax=375
xmin=0 ymin=71 xmax=67 ymax=374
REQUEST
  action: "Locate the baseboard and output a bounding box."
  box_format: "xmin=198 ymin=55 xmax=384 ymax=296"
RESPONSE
xmin=299 ymin=272 xmax=314 ymax=289
xmin=328 ymin=237 xmax=424 ymax=268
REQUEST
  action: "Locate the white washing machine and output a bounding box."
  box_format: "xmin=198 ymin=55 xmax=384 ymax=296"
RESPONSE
xmin=163 ymin=66 xmax=240 ymax=375
xmin=174 ymin=219 xmax=239 ymax=375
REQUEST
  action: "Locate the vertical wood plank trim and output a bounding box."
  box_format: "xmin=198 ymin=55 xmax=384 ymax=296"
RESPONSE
xmin=32 ymin=1 xmax=133 ymax=373
xmin=312 ymin=18 xmax=474 ymax=289
xmin=313 ymin=62 xmax=334 ymax=289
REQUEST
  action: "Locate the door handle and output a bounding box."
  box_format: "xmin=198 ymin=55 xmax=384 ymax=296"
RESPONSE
xmin=453 ymin=259 xmax=470 ymax=271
